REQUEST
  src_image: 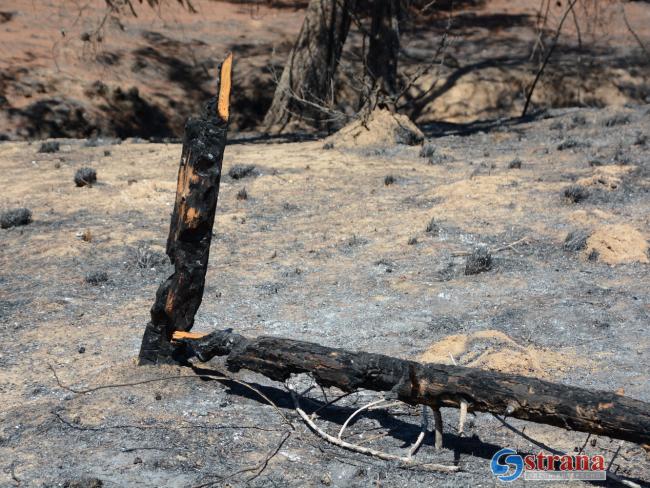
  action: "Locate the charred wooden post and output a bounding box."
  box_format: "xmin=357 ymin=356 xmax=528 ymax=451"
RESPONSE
xmin=138 ymin=54 xmax=233 ymax=365
xmin=178 ymin=329 xmax=650 ymax=446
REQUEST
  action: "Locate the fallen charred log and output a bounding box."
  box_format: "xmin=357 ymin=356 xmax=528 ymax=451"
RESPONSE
xmin=177 ymin=329 xmax=650 ymax=446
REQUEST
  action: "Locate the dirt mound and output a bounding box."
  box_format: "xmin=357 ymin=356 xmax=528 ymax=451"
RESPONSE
xmin=576 ymin=165 xmax=634 ymax=191
xmin=419 ymin=330 xmax=588 ymax=379
xmin=324 ymin=109 xmax=423 ymax=150
xmin=584 ymin=224 xmax=649 ymax=265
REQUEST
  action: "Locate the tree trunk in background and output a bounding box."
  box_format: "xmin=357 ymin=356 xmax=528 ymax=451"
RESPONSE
xmin=263 ymin=0 xmax=355 ymax=132
xmin=365 ymin=0 xmax=401 ymax=110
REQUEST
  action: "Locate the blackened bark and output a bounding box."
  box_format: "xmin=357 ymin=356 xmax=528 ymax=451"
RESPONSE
xmin=139 ymin=55 xmax=232 ymax=365
xmin=263 ymin=0 xmax=355 ymax=132
xmin=181 ymin=329 xmax=650 ymax=446
xmin=367 ymin=0 xmax=400 ymax=99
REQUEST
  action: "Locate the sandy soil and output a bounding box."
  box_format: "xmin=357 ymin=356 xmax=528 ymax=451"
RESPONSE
xmin=1 ymin=0 xmax=649 ymax=139
xmin=1 ymin=104 xmax=649 ymax=486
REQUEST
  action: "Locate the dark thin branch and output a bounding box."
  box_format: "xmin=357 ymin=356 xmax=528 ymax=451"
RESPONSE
xmin=521 ymin=0 xmax=579 ymax=117
xmin=620 ymin=1 xmax=649 ymax=57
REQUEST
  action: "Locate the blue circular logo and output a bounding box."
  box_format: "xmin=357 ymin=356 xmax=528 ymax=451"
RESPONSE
xmin=491 ymin=448 xmax=524 ymax=482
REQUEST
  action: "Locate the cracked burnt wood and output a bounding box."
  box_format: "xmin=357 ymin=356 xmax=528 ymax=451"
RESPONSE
xmin=138 ymin=54 xmax=233 ymax=365
xmin=178 ymin=329 xmax=650 ymax=446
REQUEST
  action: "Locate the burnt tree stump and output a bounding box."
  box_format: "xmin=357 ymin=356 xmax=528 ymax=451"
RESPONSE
xmin=139 ymin=54 xmax=233 ymax=365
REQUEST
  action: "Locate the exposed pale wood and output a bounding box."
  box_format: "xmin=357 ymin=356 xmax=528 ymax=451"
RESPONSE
xmin=172 ymin=331 xmax=207 ymax=341
xmin=217 ymin=53 xmax=233 ymax=121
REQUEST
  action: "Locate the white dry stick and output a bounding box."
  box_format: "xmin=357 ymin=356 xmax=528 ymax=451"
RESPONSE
xmin=458 ymin=400 xmax=468 ymax=436
xmin=338 ymin=398 xmax=387 ymax=440
xmin=408 ymin=405 xmax=429 ymax=459
xmin=289 ymin=389 xmax=459 ymax=473
xmin=432 ymin=408 xmax=444 ymax=450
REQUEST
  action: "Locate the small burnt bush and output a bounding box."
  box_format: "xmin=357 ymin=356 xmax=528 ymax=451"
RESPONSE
xmin=419 ymin=143 xmax=450 ymax=164
xmin=465 ymin=244 xmax=492 ymax=275
xmin=75 ymin=167 xmax=97 ymax=187
xmin=425 ymin=217 xmax=439 ymax=234
xmin=407 ymin=236 xmax=418 ymax=245
xmin=603 ymin=114 xmax=630 ymax=127
xmin=63 ymin=477 xmax=103 ymax=488
xmin=557 ymin=138 xmax=591 ymax=151
xmin=85 ymin=270 xmax=108 ymax=285
xmin=236 ymin=187 xmax=248 ymax=200
xmin=634 ymin=133 xmax=647 ymax=146
xmin=1 ymin=208 xmax=32 ymax=229
xmin=571 ymin=114 xmax=587 ymax=127
xmin=38 ymin=141 xmax=60 ymax=153
xmin=564 ymin=185 xmax=590 ymax=203
xmin=126 ymin=244 xmax=168 ymax=270
xmin=384 ymin=175 xmax=396 ymax=186
xmin=419 ymin=143 xmax=436 ymax=159
xmin=508 ymin=158 xmax=522 ymax=169
xmin=564 ymin=230 xmax=590 ymax=251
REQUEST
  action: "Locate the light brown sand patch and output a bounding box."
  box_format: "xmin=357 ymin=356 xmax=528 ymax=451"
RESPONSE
xmin=577 ymin=165 xmax=634 ymax=190
xmin=419 ymin=330 xmax=590 ymax=379
xmin=585 ymin=224 xmax=649 ymax=264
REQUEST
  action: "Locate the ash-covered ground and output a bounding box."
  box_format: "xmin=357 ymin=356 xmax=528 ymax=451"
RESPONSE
xmin=0 ymin=105 xmax=649 ymax=487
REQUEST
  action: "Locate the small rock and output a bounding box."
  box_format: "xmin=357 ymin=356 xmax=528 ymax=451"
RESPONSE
xmin=39 ymin=141 xmax=60 ymax=153
xmin=321 ymin=473 xmax=332 ymax=486
xmin=228 ymin=164 xmax=256 ymax=179
xmin=564 ymin=185 xmax=589 ymax=203
xmin=78 ymin=346 xmax=86 ymax=354
xmin=465 ymin=245 xmax=492 ymax=275
xmin=1 ymin=208 xmax=32 ymax=229
xmin=75 ymin=167 xmax=97 ymax=187
xmin=85 ymin=271 xmax=108 ymax=285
